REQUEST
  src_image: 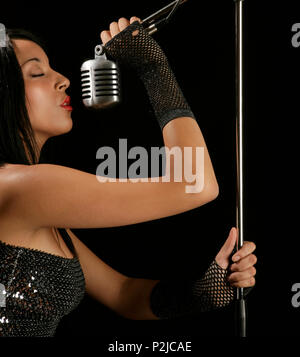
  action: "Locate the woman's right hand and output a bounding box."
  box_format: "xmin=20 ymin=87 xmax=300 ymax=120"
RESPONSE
xmin=215 ymin=227 xmax=257 ymax=288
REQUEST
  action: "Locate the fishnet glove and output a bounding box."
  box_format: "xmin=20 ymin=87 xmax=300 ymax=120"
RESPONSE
xmin=104 ymin=21 xmax=196 ymax=130
xmin=150 ymin=259 xmax=236 ymax=320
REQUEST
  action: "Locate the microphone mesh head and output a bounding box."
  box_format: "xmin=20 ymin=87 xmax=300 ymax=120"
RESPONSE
xmin=81 ymin=46 xmax=121 ymax=109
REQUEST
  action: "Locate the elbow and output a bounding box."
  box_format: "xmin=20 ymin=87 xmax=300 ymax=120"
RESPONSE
xmin=206 ymin=181 xmax=219 ymax=201
xmin=185 ymin=178 xmax=219 ymax=208
xmin=202 ymin=181 xmax=219 ymax=204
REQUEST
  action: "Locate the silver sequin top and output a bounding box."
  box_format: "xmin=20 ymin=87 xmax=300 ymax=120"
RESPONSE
xmin=0 ymin=230 xmax=86 ymax=337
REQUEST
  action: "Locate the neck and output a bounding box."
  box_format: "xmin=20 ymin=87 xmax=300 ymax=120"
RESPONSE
xmin=22 ymin=136 xmax=43 ymax=165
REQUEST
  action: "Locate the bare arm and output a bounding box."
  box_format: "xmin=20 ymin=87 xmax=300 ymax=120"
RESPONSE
xmin=106 ymin=229 xmax=257 ymax=320
xmin=68 ymin=228 xmax=256 ymax=321
xmin=3 ymin=117 xmax=218 ymax=230
xmin=66 ymin=228 xmax=159 ymax=319
xmin=117 ymin=277 xmax=160 ymax=320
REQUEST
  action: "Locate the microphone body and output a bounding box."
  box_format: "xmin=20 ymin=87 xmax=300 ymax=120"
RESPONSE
xmin=81 ymin=45 xmax=121 ymax=110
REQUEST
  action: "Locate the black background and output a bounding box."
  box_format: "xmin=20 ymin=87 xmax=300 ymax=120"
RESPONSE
xmin=2 ymin=0 xmax=300 ymax=340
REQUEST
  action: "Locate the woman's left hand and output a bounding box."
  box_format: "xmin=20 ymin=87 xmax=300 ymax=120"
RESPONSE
xmin=215 ymin=227 xmax=257 ymax=288
xmin=100 ymin=16 xmax=141 ymax=45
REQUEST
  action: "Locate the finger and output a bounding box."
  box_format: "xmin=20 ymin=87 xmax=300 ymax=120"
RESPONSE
xmin=230 ymin=277 xmax=256 ymax=288
xmin=232 ymin=241 xmax=256 ymax=262
xmin=118 ymin=17 xmax=130 ymax=32
xmin=215 ymin=227 xmax=237 ymax=268
xmin=230 ymin=254 xmax=257 ymax=272
xmin=100 ymin=30 xmax=112 ymax=45
xmin=227 ymin=266 xmax=256 ymax=283
xmin=130 ymin=16 xmax=142 ymax=24
xmin=110 ymin=21 xmax=120 ymax=38
xmin=221 ymin=227 xmax=237 ymax=256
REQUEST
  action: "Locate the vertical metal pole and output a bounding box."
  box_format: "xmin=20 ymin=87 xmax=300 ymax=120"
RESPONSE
xmin=234 ymin=0 xmax=247 ymax=337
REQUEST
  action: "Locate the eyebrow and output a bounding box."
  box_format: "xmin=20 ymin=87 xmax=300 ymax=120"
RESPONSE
xmin=21 ymin=57 xmax=41 ymax=67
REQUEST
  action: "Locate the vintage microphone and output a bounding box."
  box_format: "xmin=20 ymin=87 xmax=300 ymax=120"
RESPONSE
xmin=80 ymin=0 xmax=187 ymax=110
xmin=234 ymin=0 xmax=247 ymax=337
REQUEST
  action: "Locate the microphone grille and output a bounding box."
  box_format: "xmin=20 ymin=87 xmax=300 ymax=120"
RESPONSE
xmin=81 ymin=46 xmax=121 ymax=109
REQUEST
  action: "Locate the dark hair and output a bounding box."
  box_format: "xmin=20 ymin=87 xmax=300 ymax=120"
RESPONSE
xmin=0 ymin=28 xmax=48 ymax=169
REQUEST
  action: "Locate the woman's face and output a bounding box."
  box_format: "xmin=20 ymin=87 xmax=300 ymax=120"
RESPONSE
xmin=13 ymin=39 xmax=73 ymax=147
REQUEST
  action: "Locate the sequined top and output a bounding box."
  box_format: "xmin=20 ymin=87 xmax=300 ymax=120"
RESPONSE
xmin=0 ymin=229 xmax=86 ymax=337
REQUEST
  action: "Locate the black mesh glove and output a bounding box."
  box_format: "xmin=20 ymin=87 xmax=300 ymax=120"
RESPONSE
xmin=104 ymin=21 xmax=196 ymax=130
xmin=150 ymin=259 xmax=253 ymax=320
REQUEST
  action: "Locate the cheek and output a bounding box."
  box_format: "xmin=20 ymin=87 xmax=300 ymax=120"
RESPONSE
xmin=25 ymin=83 xmax=58 ymax=130
xmin=24 ymin=82 xmax=73 ymax=136
xmin=25 ymin=83 xmax=54 ymax=114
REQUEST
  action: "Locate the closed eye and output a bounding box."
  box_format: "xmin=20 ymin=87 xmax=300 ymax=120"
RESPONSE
xmin=31 ymin=73 xmax=45 ymax=77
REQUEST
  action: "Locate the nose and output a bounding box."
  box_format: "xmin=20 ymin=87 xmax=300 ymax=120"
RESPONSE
xmin=55 ymin=72 xmax=70 ymax=92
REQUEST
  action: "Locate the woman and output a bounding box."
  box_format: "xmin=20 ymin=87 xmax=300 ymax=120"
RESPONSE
xmin=0 ymin=17 xmax=257 ymax=337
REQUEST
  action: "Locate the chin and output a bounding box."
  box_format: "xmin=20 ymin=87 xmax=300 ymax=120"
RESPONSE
xmin=49 ymin=118 xmax=74 ymax=138
xmin=64 ymin=117 xmax=73 ymax=132
xmin=59 ymin=114 xmax=73 ymax=132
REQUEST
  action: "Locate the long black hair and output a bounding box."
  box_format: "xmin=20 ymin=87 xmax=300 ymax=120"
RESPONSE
xmin=0 ymin=28 xmax=48 ymax=168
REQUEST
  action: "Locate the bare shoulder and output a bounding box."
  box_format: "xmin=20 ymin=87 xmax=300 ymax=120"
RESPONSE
xmin=0 ymin=163 xmax=27 ymax=177
xmin=0 ymin=163 xmax=33 ymax=181
xmin=0 ymin=163 xmax=27 ymax=207
xmin=3 ymin=163 xmax=90 ymax=190
xmin=0 ymin=162 xmax=94 ymax=227
xmin=0 ymin=163 xmax=59 ymax=200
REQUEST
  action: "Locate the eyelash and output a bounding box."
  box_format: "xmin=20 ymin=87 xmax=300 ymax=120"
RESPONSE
xmin=31 ymin=74 xmax=44 ymax=78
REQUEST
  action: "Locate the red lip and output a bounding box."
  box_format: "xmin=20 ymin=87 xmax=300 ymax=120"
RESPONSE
xmin=60 ymin=96 xmax=71 ymax=106
xmin=61 ymin=105 xmax=73 ymax=111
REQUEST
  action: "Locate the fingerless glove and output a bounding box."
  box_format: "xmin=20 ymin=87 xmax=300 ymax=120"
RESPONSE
xmin=104 ymin=21 xmax=196 ymax=130
xmin=150 ymin=259 xmax=252 ymax=320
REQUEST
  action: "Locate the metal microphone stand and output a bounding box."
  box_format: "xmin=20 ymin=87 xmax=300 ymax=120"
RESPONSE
xmin=234 ymin=0 xmax=247 ymax=337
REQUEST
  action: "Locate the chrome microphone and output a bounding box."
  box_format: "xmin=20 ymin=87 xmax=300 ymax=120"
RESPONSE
xmin=80 ymin=0 xmax=187 ymax=110
xmin=81 ymin=44 xmax=120 ymax=110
